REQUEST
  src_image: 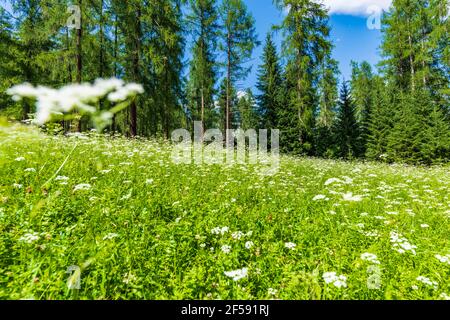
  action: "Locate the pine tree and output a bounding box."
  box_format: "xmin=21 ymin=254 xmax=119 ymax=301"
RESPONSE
xmin=237 ymin=89 xmax=258 ymax=130
xmin=350 ymin=61 xmax=374 ymax=156
xmin=334 ymin=81 xmax=360 ymax=159
xmin=256 ymin=33 xmax=283 ymax=129
xmin=315 ymin=56 xmax=339 ymax=157
xmin=219 ymin=0 xmax=259 ymax=138
xmin=366 ymin=77 xmax=394 ymax=161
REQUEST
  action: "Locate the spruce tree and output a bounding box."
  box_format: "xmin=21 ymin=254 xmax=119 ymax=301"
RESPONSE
xmin=334 ymin=81 xmax=360 ymax=159
xmin=256 ymin=33 xmax=283 ymax=129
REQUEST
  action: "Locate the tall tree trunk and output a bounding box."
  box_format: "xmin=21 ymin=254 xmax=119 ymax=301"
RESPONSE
xmin=226 ymin=30 xmax=232 ymax=145
xmin=407 ymin=20 xmax=415 ymax=91
xmin=99 ymin=0 xmax=104 ymax=79
xmin=76 ymin=0 xmax=83 ymax=132
xmin=112 ymin=14 xmax=118 ymax=133
xmin=130 ymin=7 xmax=141 ymax=137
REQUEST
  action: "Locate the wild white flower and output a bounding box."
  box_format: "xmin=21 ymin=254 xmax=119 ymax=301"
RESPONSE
xmin=313 ymin=194 xmax=327 ymax=201
xmin=15 ymin=157 xmax=26 ymax=162
xmin=13 ymin=183 xmax=23 ymax=189
xmin=386 ymin=211 xmax=399 ymax=215
xmin=103 ymin=233 xmax=119 ymax=241
xmin=245 ymin=241 xmax=254 ymax=249
xmin=435 ymin=254 xmax=450 ymax=265
xmin=55 ymin=176 xmax=69 ymax=181
xmin=341 ymin=176 xmax=354 ymax=184
xmin=19 ymin=232 xmax=40 ymax=244
xmin=73 ymin=184 xmax=92 ymax=192
xmin=390 ymin=232 xmax=417 ymax=255
xmin=24 ymin=168 xmax=36 ymax=173
xmin=268 ymin=288 xmax=278 ymax=296
xmin=224 ymin=268 xmax=248 ymax=281
xmin=361 ymin=253 xmax=380 ymax=264
xmin=342 ymin=192 xmax=363 ymax=202
xmin=221 ymin=245 xmax=231 ymax=254
xmin=420 ymin=224 xmax=430 ymax=229
xmin=324 ymin=178 xmax=342 ymax=186
xmin=146 ymin=179 xmax=154 ymax=185
xmin=440 ymin=293 xmax=450 ymax=300
xmin=100 ymin=169 xmax=112 ymax=174
xmin=122 ymin=272 xmax=137 ymax=285
xmin=285 ymin=242 xmax=296 ymax=250
xmin=416 ymin=276 xmax=438 ymax=290
xmin=200 ymin=243 xmax=206 ymax=248
xmin=211 ymin=226 xmax=229 ymax=235
xmin=323 ymin=272 xmax=347 ymax=288
xmin=7 ymin=79 xmax=144 ymax=125
xmin=360 ymin=212 xmax=369 ymax=217
xmin=232 ymin=231 xmax=245 ymax=240
xmin=108 ymin=83 xmax=144 ymax=102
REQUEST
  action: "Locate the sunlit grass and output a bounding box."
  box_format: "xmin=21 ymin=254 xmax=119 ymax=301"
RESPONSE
xmin=0 ymin=123 xmax=449 ymax=300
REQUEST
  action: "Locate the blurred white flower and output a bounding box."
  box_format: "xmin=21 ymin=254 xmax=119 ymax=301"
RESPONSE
xmin=361 ymin=253 xmax=380 ymax=264
xmin=15 ymin=157 xmax=26 ymax=162
xmin=324 ymin=178 xmax=342 ymax=186
xmin=342 ymin=192 xmax=363 ymax=202
xmin=313 ymin=194 xmax=327 ymax=201
xmin=416 ymin=276 xmax=438 ymax=290
xmin=103 ymin=233 xmax=119 ymax=241
xmin=390 ymin=232 xmax=417 ymax=255
xmin=24 ymin=168 xmax=36 ymax=173
xmin=435 ymin=254 xmax=450 ymax=265
xmin=211 ymin=226 xmax=229 ymax=235
xmin=224 ymin=268 xmax=248 ymax=281
xmin=73 ymin=184 xmax=92 ymax=192
xmin=221 ymin=245 xmax=231 ymax=254
xmin=323 ymin=272 xmax=347 ymax=288
xmin=285 ymin=242 xmax=296 ymax=250
xmin=7 ymin=79 xmax=144 ymax=126
xmin=19 ymin=232 xmax=40 ymax=244
xmin=245 ymin=241 xmax=254 ymax=249
xmin=268 ymin=288 xmax=278 ymax=296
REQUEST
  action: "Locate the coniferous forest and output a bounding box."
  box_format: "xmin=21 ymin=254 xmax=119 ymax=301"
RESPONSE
xmin=0 ymin=0 xmax=449 ymax=164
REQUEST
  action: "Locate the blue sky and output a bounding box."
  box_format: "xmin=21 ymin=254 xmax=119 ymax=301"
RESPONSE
xmin=241 ymin=0 xmax=389 ymax=92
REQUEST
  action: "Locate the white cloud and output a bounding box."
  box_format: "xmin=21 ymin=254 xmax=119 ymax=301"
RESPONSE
xmin=317 ymin=0 xmax=392 ymax=16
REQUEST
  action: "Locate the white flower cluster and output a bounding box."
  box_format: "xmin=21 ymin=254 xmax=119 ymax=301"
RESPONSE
xmin=285 ymin=242 xmax=296 ymax=250
xmin=323 ymin=272 xmax=347 ymax=288
xmin=231 ymin=230 xmax=253 ymax=240
xmin=390 ymin=232 xmax=417 ymax=255
xmin=221 ymin=245 xmax=231 ymax=254
xmin=7 ymin=78 xmax=144 ymax=125
xmin=73 ymin=183 xmax=92 ymax=192
xmin=361 ymin=253 xmax=380 ymax=264
xmin=342 ymin=192 xmax=363 ymax=202
xmin=435 ymin=254 xmax=450 ymax=265
xmin=416 ymin=276 xmax=438 ymax=290
xmin=103 ymin=233 xmax=119 ymax=241
xmin=19 ymin=232 xmax=40 ymax=244
xmin=211 ymin=226 xmax=229 ymax=235
xmin=224 ymin=268 xmax=248 ymax=281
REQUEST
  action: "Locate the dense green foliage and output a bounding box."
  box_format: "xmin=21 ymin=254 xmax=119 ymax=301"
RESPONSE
xmin=1 ymin=124 xmax=450 ymax=299
xmin=0 ymin=0 xmax=449 ymax=164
